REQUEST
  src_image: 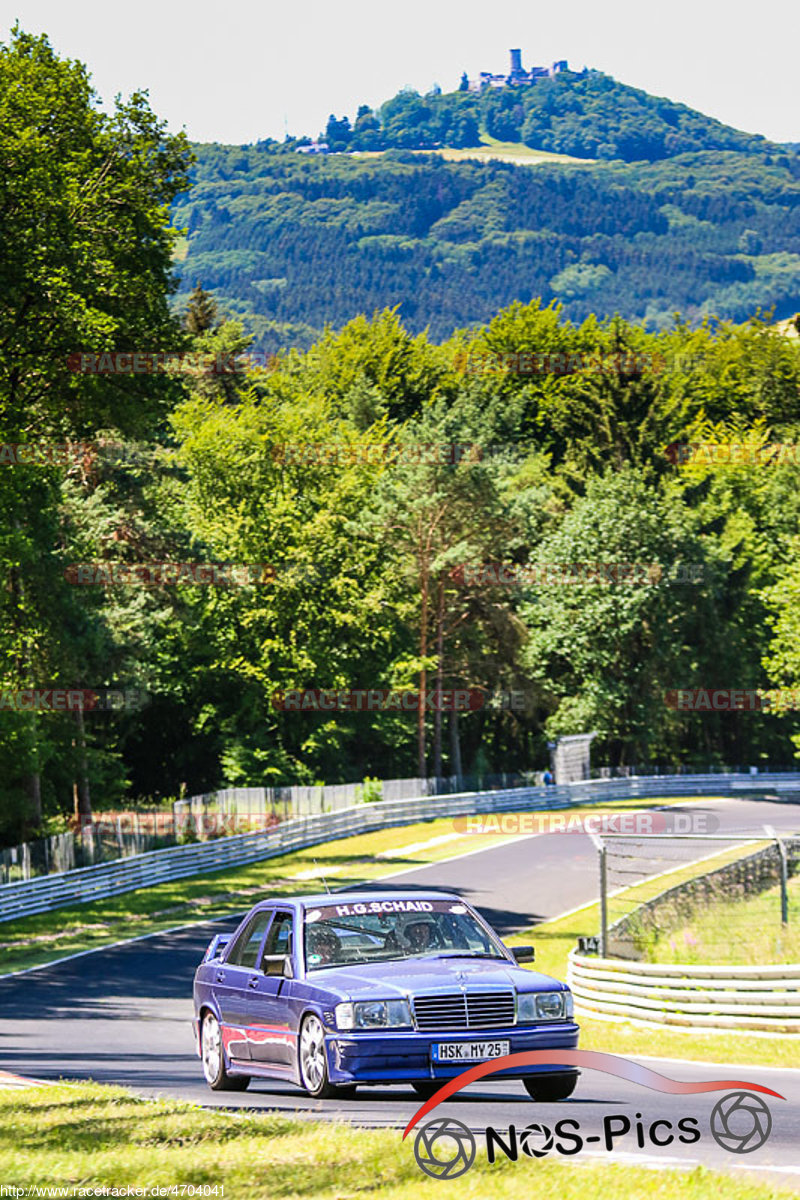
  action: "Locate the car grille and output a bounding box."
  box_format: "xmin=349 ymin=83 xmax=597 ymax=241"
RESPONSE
xmin=413 ymin=990 xmax=516 ymax=1031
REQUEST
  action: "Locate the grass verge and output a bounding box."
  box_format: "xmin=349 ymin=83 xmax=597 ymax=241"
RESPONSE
xmin=648 ymin=872 xmax=800 ymax=965
xmin=0 ymin=1081 xmax=795 ymax=1200
xmin=505 ymin=841 xmax=799 ymax=1068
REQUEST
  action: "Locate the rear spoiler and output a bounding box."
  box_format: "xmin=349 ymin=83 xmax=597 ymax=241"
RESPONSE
xmin=202 ymin=933 xmax=231 ymax=963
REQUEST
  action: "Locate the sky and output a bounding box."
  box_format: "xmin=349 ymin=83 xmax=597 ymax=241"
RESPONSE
xmin=5 ymin=0 xmax=799 ymax=145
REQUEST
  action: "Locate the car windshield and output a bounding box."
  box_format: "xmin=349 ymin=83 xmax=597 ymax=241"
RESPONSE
xmin=303 ymin=898 xmax=507 ymax=970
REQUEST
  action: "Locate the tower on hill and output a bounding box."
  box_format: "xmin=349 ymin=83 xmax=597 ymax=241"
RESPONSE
xmin=469 ymin=49 xmax=571 ymax=91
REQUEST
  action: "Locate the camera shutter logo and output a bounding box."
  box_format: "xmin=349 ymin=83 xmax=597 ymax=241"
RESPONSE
xmin=414 ymin=1117 xmax=476 ymax=1179
xmin=518 ymin=1122 xmax=555 ymax=1157
xmin=710 ymin=1092 xmax=772 ymax=1154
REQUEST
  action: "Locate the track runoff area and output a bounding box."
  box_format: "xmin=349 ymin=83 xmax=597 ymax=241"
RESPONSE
xmin=0 ymin=794 xmax=798 ymax=1186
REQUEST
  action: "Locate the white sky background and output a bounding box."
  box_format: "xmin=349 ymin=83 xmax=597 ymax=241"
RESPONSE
xmin=4 ymin=0 xmax=799 ymax=145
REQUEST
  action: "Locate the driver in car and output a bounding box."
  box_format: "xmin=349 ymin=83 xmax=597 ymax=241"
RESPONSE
xmin=306 ymin=926 xmax=341 ymax=965
xmin=403 ymin=916 xmax=440 ymax=953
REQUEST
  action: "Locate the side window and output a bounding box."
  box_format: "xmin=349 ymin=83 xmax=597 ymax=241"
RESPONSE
xmin=261 ymin=911 xmax=294 ymax=966
xmin=226 ymin=911 xmax=272 ymax=968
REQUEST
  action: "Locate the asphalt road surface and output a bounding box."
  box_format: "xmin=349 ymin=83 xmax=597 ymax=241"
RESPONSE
xmin=1 ymin=796 xmax=799 ymax=1186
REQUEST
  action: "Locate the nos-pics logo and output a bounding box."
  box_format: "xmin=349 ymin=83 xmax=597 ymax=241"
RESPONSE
xmin=404 ymin=1049 xmax=783 ymax=1180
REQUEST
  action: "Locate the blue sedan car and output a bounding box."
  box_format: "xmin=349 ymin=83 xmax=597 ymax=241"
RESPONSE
xmin=193 ymin=889 xmax=579 ymax=1101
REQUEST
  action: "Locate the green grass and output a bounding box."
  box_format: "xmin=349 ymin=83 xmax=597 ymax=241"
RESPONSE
xmin=420 ymin=139 xmax=593 ymax=166
xmin=1 ymin=1081 xmax=795 ymax=1200
xmin=0 ymin=797 xmax=685 ymax=977
xmin=648 ymin=872 xmax=800 ymax=965
xmin=355 ymin=137 xmax=593 ymax=167
xmin=0 ymin=816 xmax=511 ymax=975
xmin=6 ymin=797 xmax=795 ymax=1065
xmin=505 ymin=842 xmax=800 ymax=1068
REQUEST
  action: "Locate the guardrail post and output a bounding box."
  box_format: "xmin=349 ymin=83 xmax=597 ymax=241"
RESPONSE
xmin=765 ymin=824 xmax=789 ymax=925
xmin=589 ymin=832 xmax=608 ymax=956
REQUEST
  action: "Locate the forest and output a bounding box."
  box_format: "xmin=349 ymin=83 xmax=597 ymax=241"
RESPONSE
xmin=174 ymin=142 xmax=800 ymax=350
xmin=4 ymin=29 xmax=800 ymax=848
xmin=322 ymin=69 xmax=774 ymax=161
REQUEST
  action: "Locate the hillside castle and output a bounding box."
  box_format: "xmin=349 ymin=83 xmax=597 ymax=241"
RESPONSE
xmin=469 ymin=48 xmax=570 ymax=91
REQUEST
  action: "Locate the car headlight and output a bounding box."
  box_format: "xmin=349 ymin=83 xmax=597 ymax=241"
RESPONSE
xmin=517 ymin=990 xmax=568 ymax=1022
xmin=335 ymin=1000 xmax=413 ymax=1030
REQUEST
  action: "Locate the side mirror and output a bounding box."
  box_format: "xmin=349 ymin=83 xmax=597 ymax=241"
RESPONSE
xmin=511 ymin=945 xmax=535 ymax=962
xmin=262 ymin=953 xmax=294 ymax=978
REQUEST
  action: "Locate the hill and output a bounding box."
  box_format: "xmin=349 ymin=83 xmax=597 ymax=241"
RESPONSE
xmin=172 ymin=139 xmax=800 ymax=350
xmin=171 ymin=66 xmax=800 ymax=351
xmin=321 ymin=68 xmax=774 ymax=163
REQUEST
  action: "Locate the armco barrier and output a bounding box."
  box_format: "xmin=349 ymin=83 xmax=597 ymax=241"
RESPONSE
xmin=0 ymin=772 xmax=798 ymax=924
xmin=568 ymin=950 xmax=800 ymax=1034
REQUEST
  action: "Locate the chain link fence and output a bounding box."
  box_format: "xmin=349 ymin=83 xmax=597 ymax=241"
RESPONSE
xmin=590 ymin=831 xmax=800 ymax=963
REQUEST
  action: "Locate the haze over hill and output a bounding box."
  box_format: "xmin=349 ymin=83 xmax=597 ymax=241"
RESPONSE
xmin=172 ymin=58 xmax=800 ymax=350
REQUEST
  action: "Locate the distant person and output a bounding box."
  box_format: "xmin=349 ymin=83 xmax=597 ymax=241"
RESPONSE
xmin=543 ymin=769 xmax=555 ymax=786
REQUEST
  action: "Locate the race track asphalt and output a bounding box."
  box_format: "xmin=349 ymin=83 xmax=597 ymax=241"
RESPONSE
xmin=1 ymin=796 xmax=798 ymax=1187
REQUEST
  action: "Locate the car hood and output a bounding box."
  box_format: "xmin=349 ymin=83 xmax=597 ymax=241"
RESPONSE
xmin=307 ymin=956 xmax=565 ymax=1000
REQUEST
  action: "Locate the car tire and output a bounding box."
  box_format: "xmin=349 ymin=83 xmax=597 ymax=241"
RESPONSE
xmin=298 ymin=1013 xmax=340 ymax=1099
xmin=412 ymin=1081 xmax=443 ymax=1101
xmin=201 ymin=1011 xmax=250 ymax=1092
xmin=523 ymin=1073 xmax=578 ymax=1102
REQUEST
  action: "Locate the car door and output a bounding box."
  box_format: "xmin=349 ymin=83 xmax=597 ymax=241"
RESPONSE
xmin=215 ymin=909 xmax=272 ymax=1063
xmin=247 ymin=909 xmax=296 ymax=1069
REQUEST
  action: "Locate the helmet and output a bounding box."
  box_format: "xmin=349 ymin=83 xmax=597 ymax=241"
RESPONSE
xmin=399 ymin=912 xmax=439 ymax=950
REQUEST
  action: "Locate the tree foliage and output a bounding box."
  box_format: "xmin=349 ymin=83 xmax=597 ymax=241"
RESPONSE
xmin=2 ymin=31 xmax=800 ymax=847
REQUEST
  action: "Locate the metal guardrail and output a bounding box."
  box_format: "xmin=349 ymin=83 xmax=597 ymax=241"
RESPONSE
xmin=0 ymin=772 xmax=798 ymax=925
xmin=568 ymin=950 xmax=800 ymax=1034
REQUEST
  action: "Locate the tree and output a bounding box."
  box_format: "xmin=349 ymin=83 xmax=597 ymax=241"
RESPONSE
xmin=0 ymin=27 xmax=191 ymax=441
xmin=0 ymin=27 xmax=191 ymax=832
xmin=364 ymin=396 xmax=524 ymax=778
xmin=521 ymin=469 xmax=711 ymax=765
xmin=185 ymin=284 xmax=218 ymax=334
xmin=324 ymin=114 xmax=352 ymax=151
xmin=459 ymin=72 xmax=469 ymax=92
xmin=761 ymin=538 xmax=800 ymax=756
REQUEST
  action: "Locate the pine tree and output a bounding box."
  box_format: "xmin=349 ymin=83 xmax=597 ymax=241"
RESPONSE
xmin=185 ymin=284 xmax=218 ymax=334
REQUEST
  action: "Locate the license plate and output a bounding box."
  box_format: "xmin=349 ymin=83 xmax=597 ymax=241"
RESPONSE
xmin=431 ymin=1040 xmax=510 ymax=1062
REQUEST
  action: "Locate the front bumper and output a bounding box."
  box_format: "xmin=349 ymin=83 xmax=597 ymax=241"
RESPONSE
xmin=324 ymin=1022 xmax=580 ymax=1084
